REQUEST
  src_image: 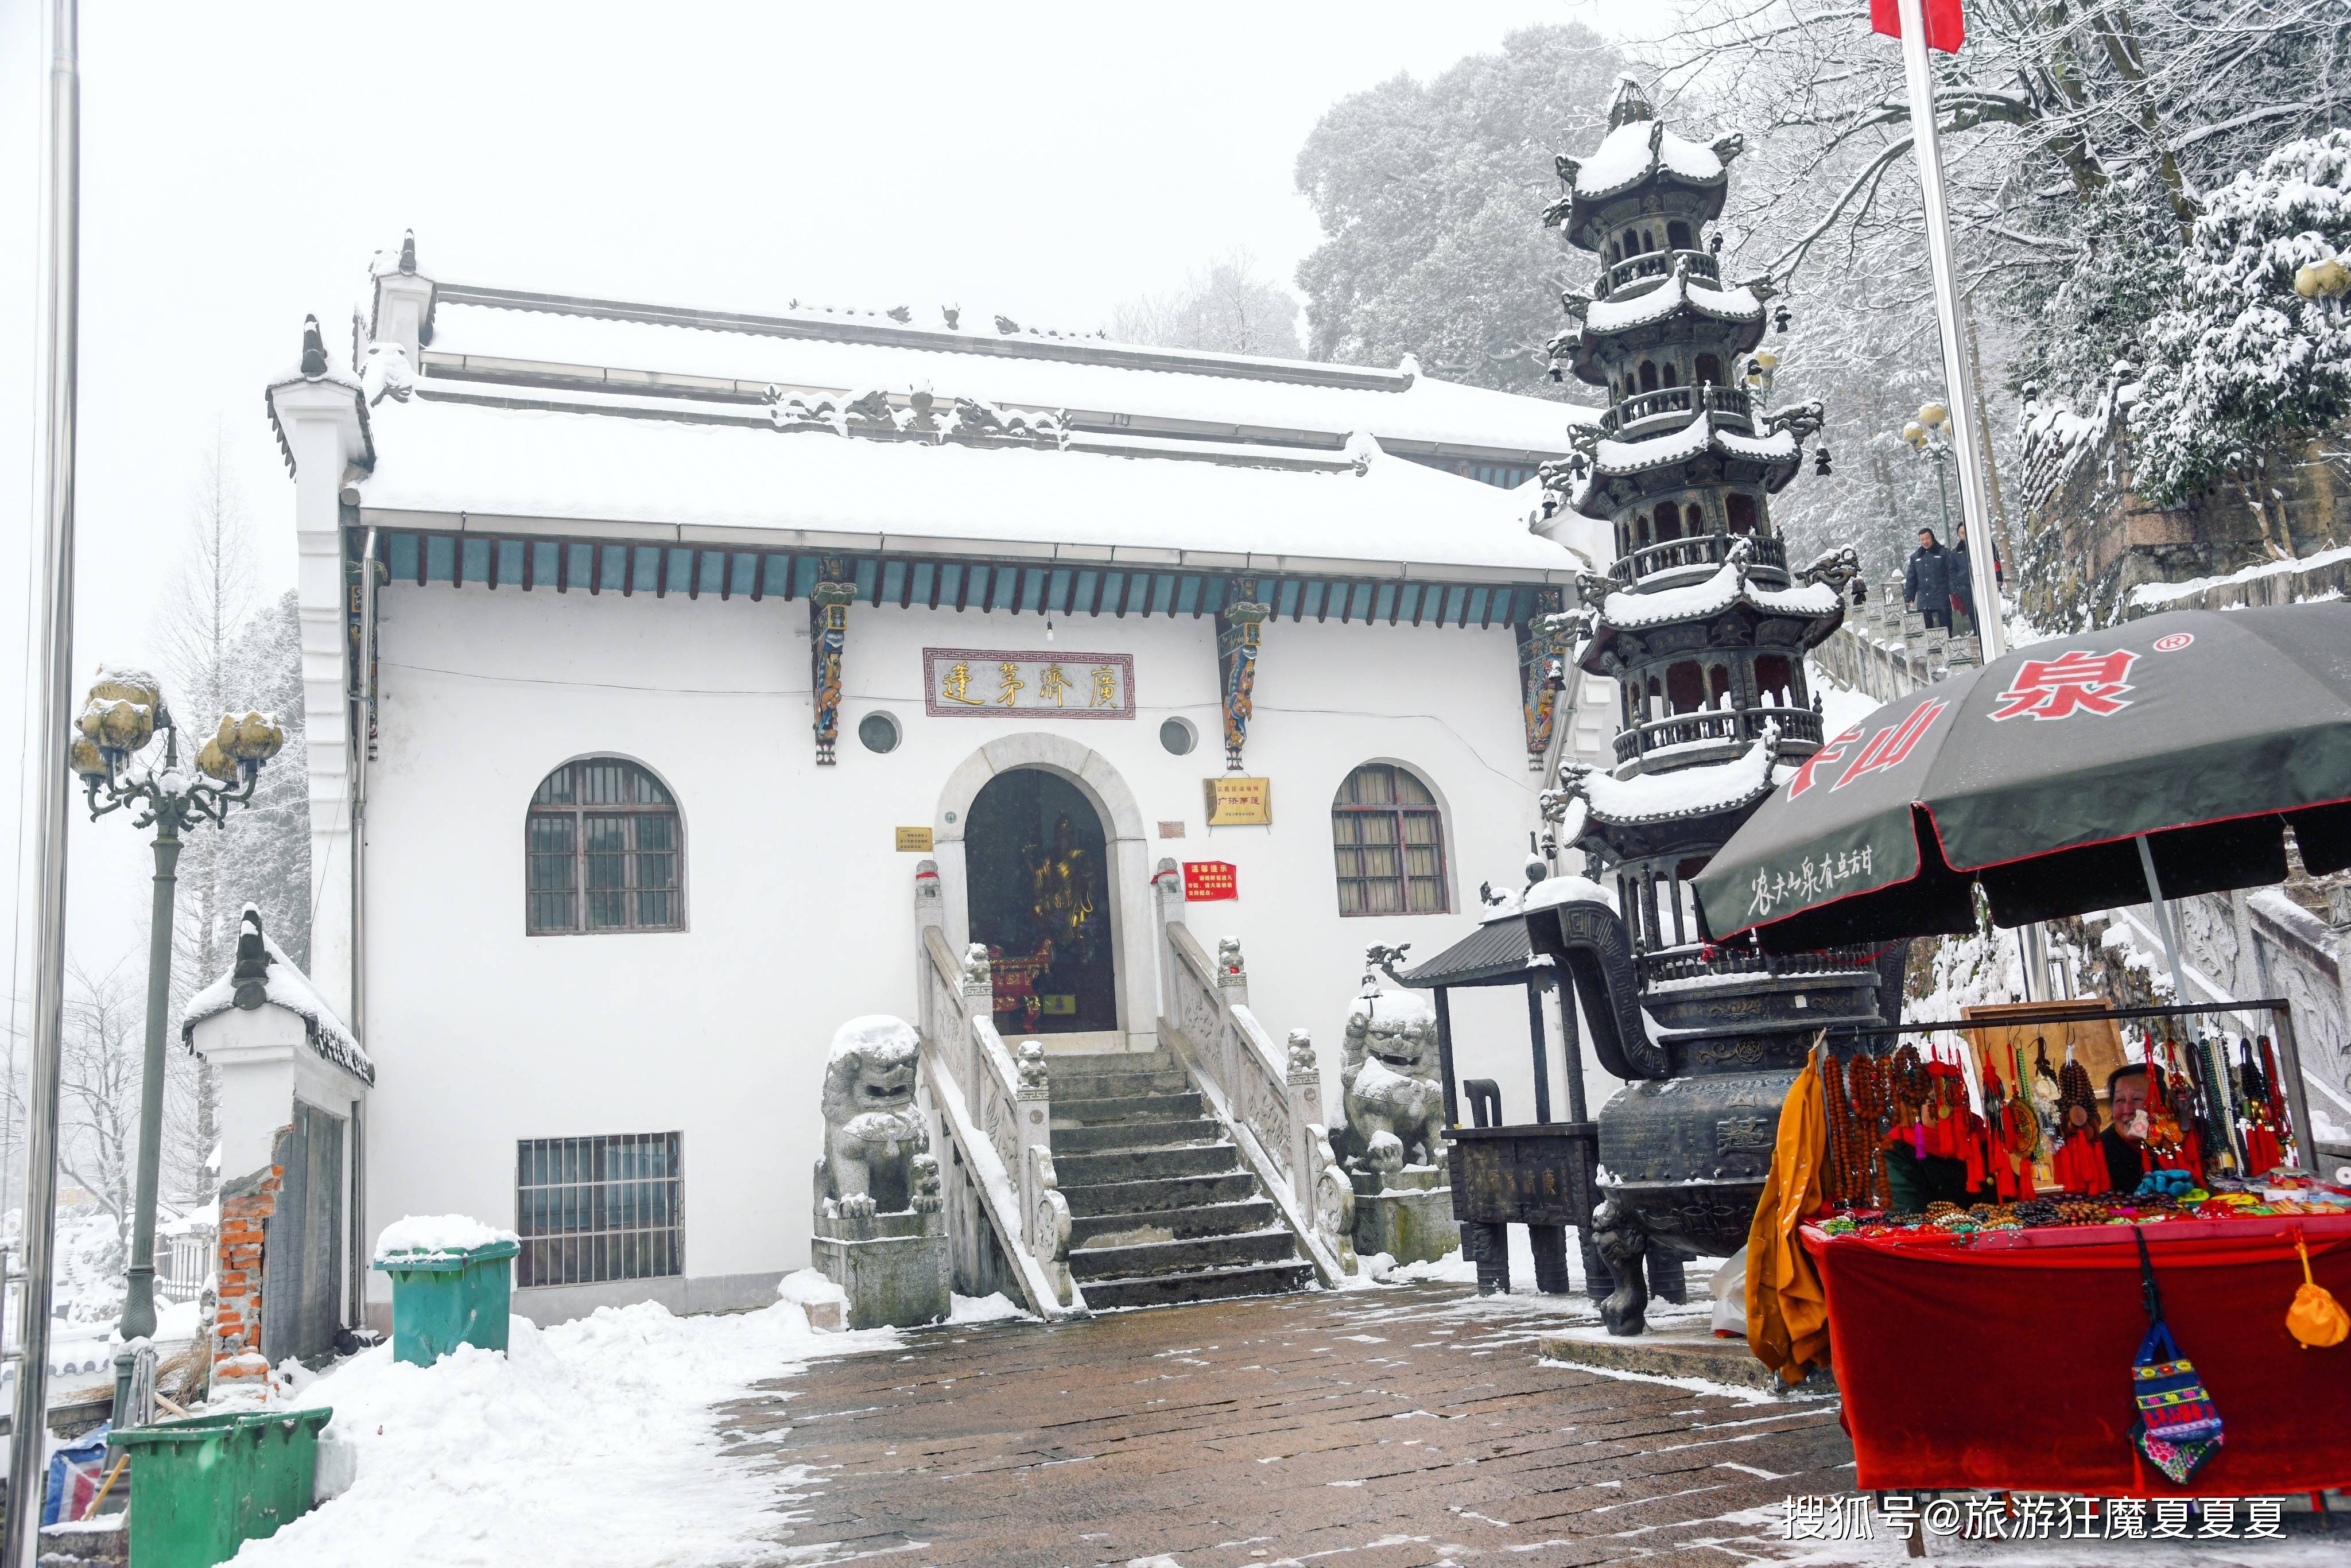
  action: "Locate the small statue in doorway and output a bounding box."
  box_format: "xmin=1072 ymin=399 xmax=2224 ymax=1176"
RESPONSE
xmin=1025 ymin=814 xmax=1099 ymax=958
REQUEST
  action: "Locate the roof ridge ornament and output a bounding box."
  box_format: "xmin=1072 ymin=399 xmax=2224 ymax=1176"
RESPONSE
xmin=300 ymin=315 xmax=327 ymax=378
xmin=229 ymin=908 xmax=273 ymax=1011
xmin=1608 ymin=74 xmax=1654 ymax=131
xmin=398 ymin=229 xmax=417 ymax=275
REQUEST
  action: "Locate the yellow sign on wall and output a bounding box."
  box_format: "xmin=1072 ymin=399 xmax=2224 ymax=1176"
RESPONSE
xmin=895 ymin=826 xmax=935 ymax=853
xmin=1204 ymin=777 xmax=1271 ymax=826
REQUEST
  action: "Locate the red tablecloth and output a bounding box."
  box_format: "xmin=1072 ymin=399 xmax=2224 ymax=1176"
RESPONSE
xmin=1805 ymin=1213 xmax=2351 ymax=1496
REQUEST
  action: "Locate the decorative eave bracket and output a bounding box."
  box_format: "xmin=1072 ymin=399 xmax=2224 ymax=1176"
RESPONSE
xmin=1215 ymin=579 xmax=1270 ymax=770
xmin=810 ymin=556 xmax=855 ymax=764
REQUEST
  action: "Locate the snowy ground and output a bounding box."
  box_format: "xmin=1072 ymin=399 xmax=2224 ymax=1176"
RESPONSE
xmin=231 ymin=1282 xmax=1019 ymax=1568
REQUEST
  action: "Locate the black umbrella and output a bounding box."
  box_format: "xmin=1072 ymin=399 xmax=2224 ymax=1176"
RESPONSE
xmin=1693 ymin=604 xmax=2351 ymax=956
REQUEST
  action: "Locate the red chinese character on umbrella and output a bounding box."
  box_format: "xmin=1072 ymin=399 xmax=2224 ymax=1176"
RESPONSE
xmin=1989 ymin=649 xmax=2139 ymax=721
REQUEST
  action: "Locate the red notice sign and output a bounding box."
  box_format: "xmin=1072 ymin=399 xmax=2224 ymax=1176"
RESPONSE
xmin=1182 ymin=861 xmax=1237 ymax=902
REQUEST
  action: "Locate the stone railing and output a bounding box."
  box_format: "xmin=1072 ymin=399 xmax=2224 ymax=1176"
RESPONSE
xmin=1151 ymin=861 xmax=1351 ymax=1282
xmin=1612 ymin=704 xmax=1823 ymax=767
xmin=913 ymin=863 xmax=1077 ymax=1315
xmin=1609 ymin=530 xmax=1786 ymax=588
xmin=1600 ymin=383 xmax=1752 ymax=437
xmin=1599 ymin=247 xmax=1720 ymax=296
xmin=1809 ymin=572 xmax=1981 ymax=704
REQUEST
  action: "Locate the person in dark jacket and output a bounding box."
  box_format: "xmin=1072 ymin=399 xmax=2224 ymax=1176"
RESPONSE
xmin=1904 ymin=528 xmax=1957 ymax=630
xmin=1952 ymin=522 xmax=2003 ymax=634
xmin=2100 ymin=1063 xmax=2155 ymax=1194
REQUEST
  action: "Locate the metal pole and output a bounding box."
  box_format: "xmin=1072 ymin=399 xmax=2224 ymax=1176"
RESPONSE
xmin=1524 ymin=979 xmax=1554 ymax=1124
xmin=1892 ymin=0 xmax=2040 ymax=999
xmin=348 ymin=529 xmax=376 ymax=1328
xmin=2134 ymin=835 xmax=2195 ymax=1008
xmin=1891 ymin=0 xmax=2006 ymax=663
xmin=10 ymin=3 xmax=80 ymax=1563
xmin=117 ymin=796 xmax=181 ymax=1352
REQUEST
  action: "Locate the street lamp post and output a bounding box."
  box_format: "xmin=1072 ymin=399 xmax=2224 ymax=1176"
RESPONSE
xmin=68 ymin=667 xmax=281 ymax=1404
xmin=1901 ymin=402 xmax=1958 ymax=541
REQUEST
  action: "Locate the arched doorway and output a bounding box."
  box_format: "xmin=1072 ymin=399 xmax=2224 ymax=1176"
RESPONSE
xmin=964 ymin=768 xmax=1118 ymax=1037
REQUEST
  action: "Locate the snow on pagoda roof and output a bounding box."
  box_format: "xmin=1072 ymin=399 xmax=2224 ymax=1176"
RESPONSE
xmin=1599 ymin=560 xmax=1840 ymax=631
xmin=351 ymin=390 xmax=1587 ymax=581
xmin=1573 ymin=118 xmax=1728 ymax=203
xmin=1585 ymin=271 xmax=1763 ymax=335
xmin=1579 ymin=734 xmax=1784 ymax=827
xmin=418 ymin=292 xmax=1592 ymax=459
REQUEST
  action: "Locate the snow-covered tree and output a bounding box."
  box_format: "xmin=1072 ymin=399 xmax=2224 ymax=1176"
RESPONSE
xmin=1291 ymin=24 xmax=1624 ymax=394
xmin=152 ymin=433 xmax=312 ymax=1205
xmin=1111 ymin=255 xmax=1304 ymax=358
xmin=2132 ymin=131 xmax=2351 ymax=540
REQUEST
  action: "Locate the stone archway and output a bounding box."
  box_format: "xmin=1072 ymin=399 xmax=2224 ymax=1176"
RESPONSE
xmin=934 ymin=736 xmax=1155 ymax=1054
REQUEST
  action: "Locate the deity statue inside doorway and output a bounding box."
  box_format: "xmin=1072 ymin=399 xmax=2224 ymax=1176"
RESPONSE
xmin=1025 ymin=814 xmax=1099 ymax=960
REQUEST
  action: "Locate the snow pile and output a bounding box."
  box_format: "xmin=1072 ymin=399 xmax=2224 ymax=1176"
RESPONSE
xmin=235 ymin=1298 xmax=898 ymax=1568
xmin=1477 ymin=874 xmax=1614 ymax=925
xmin=2129 ymin=541 xmax=2351 ymax=607
xmin=1346 ymin=988 xmax=1436 ymax=1025
xmin=828 ymin=1014 xmax=917 ymax=1066
xmin=371 ymin=1215 xmax=518 ymax=1264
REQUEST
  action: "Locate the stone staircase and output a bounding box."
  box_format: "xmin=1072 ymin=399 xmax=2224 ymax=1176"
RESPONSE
xmin=1046 ymin=1050 xmax=1314 ymax=1310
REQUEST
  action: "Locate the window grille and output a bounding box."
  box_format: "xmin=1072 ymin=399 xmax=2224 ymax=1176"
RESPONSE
xmin=1332 ymin=763 xmax=1448 ymax=916
xmin=515 ymin=1131 xmax=683 ymax=1288
xmin=526 ymin=759 xmax=682 ymax=934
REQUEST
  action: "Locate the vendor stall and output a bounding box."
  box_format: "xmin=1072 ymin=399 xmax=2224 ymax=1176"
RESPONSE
xmin=1781 ymin=997 xmax=2351 ymax=1497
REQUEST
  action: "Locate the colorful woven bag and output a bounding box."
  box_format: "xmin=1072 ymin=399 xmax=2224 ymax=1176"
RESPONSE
xmin=2129 ymin=1230 xmax=2222 ymax=1482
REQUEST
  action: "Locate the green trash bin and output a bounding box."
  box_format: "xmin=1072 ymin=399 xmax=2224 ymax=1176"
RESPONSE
xmin=373 ymin=1236 xmax=519 ymax=1365
xmin=107 ymin=1407 xmax=331 ymax=1568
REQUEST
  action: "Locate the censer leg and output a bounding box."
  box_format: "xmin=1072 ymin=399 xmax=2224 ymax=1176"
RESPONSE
xmin=1646 ymin=1249 xmax=1687 ymax=1306
xmin=1578 ymin=1226 xmax=1614 ymax=1301
xmin=1464 ymin=1221 xmax=1512 ymax=1295
xmin=1527 ymin=1224 xmax=1571 ymax=1294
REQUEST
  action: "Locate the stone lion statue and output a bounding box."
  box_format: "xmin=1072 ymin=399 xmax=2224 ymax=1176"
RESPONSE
xmin=1341 ymin=989 xmax=1447 ymax=1174
xmin=815 ymin=1016 xmax=936 ymax=1222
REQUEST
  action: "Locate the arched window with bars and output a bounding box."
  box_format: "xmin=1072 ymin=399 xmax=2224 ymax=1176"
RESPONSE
xmin=1330 ymin=763 xmax=1448 ymax=916
xmin=526 ymin=758 xmax=685 ymax=934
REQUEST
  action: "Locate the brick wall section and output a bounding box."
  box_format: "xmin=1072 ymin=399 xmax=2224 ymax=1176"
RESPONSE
xmin=212 ymin=1123 xmax=291 ymax=1388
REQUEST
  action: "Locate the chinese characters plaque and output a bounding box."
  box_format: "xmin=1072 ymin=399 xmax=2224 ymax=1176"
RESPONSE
xmin=922 ymin=648 xmax=1135 ymax=720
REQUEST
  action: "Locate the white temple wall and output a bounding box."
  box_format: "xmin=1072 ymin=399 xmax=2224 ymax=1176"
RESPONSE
xmin=358 ymin=575 xmax=1565 ymax=1317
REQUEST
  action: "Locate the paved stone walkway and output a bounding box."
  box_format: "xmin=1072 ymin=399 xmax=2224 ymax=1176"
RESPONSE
xmin=717 ymin=1283 xmax=1858 ymax=1566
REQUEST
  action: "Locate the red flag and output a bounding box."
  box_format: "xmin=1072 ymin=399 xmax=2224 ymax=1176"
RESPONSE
xmin=1871 ymin=0 xmax=1964 ymax=53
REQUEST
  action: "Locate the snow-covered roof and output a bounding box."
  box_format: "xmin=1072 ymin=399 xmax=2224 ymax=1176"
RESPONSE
xmin=353 ymin=390 xmax=1586 ymax=582
xmin=1573 ymin=119 xmax=1727 ymax=202
xmin=1585 ymin=271 xmax=1763 ymax=336
xmin=1599 ymin=560 xmax=1840 ymax=631
xmin=1578 ymin=736 xmax=1785 ymax=828
xmin=181 ymin=913 xmax=374 ymax=1084
xmin=417 ymin=290 xmax=1591 ymax=460
xmin=1568 ymin=412 xmax=1806 ymax=521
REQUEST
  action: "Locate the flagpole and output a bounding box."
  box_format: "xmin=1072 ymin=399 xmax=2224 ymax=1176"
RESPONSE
xmin=1890 ymin=0 xmax=2045 ymax=1000
xmin=1891 ymin=0 xmax=2005 ymax=662
xmin=9 ymin=2 xmax=81 ymax=1563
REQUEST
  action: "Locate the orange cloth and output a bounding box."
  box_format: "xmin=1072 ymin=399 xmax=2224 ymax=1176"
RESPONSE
xmin=1748 ymin=1043 xmax=1830 ymax=1384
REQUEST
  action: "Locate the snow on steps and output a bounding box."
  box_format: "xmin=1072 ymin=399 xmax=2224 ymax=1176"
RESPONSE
xmin=1043 ymin=1050 xmax=1314 ymax=1310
